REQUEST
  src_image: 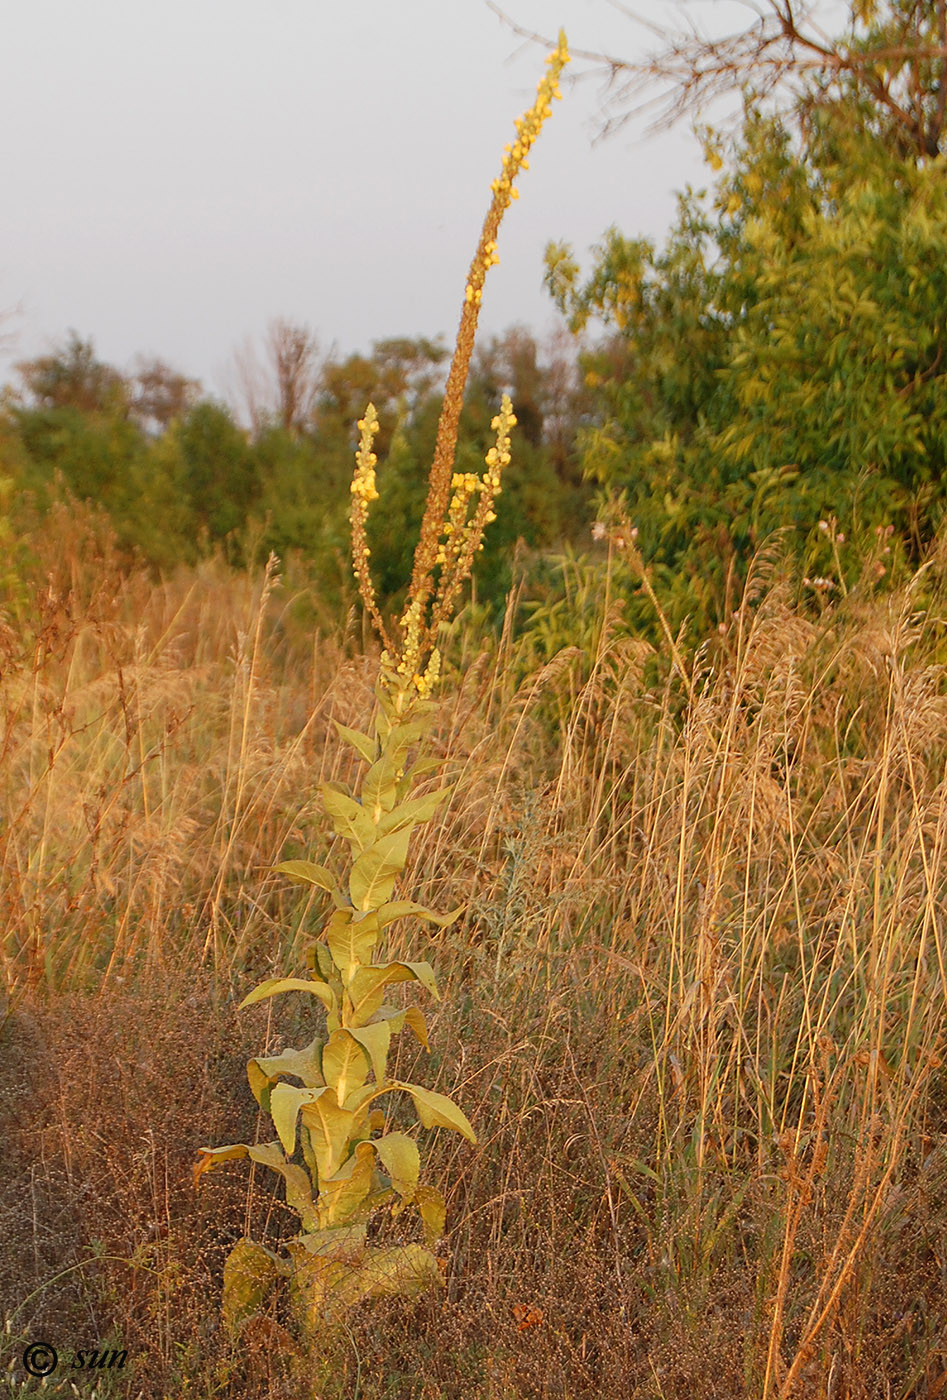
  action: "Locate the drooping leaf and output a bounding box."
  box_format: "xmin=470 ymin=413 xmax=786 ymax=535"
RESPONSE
xmin=402 ymin=1005 xmax=430 ymax=1050
xmin=375 ymin=786 xmax=452 ymax=837
xmin=222 ymin=1239 xmax=279 ymax=1334
xmin=362 ymin=1003 xmax=428 ymax=1049
xmin=246 ymin=1142 xmax=319 ymax=1231
xmin=320 ymin=784 xmax=374 ymax=851
xmin=349 ymin=1019 xmax=392 ymax=1085
xmin=194 ymin=1142 xmax=252 ymax=1188
xmin=310 ymin=941 xmax=337 ymax=983
xmin=239 ymin=976 xmax=336 ymax=1015
xmin=318 ymin=1141 xmax=377 ymax=1228
xmin=376 ymin=899 xmax=465 ymax=930
xmin=349 ymin=827 xmax=413 ymax=911
xmin=301 ymin=1093 xmax=364 ymax=1181
xmin=347 ymin=960 xmax=439 ymax=1025
xmin=275 ymin=859 xmax=337 ymax=893
xmin=324 ymin=909 xmax=379 ymax=978
xmin=270 ymin=1083 xmax=327 ymax=1155
xmin=334 ymin=1244 xmax=441 ymax=1308
xmin=415 ymin=1184 xmax=447 ymax=1244
xmin=374 ymin=1132 xmax=420 ymax=1200
xmin=333 ymin=721 xmax=378 ymax=764
xmin=247 ymin=1036 xmax=324 ymax=1106
xmin=321 ymin=1030 xmax=370 ymax=1104
xmin=394 ymin=1082 xmax=476 ymax=1142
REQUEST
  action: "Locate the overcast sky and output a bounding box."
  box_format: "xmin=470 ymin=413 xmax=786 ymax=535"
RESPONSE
xmin=0 ymin=1 xmax=848 ymax=399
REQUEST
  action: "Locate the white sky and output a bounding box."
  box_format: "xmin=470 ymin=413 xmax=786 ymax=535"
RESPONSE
xmin=0 ymin=1 xmax=848 ymax=398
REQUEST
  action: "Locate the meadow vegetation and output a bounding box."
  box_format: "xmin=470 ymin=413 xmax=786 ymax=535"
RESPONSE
xmin=2 ymin=486 xmax=947 ymax=1399
xmin=2 ymin=1 xmax=947 ymax=1394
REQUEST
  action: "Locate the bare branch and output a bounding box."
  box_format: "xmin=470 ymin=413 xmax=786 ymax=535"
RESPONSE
xmin=487 ymin=1 xmax=947 ymax=151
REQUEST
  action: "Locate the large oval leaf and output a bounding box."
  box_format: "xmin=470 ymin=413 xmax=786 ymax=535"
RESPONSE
xmin=275 ymin=859 xmax=338 ymax=892
xmin=320 ymin=785 xmax=374 ymax=852
xmin=393 ymin=1082 xmax=476 ymax=1143
xmin=239 ymin=977 xmax=335 ymax=1015
xmin=223 ymin=1239 xmax=279 ymax=1334
xmin=375 ymin=786 xmax=452 ymax=837
xmin=349 ymin=1020 xmax=392 ymax=1086
xmin=247 ymin=1036 xmax=324 ymax=1106
xmin=349 ymin=827 xmax=413 ymax=911
xmin=325 ymin=909 xmax=378 ymax=978
xmin=321 ymin=1030 xmax=369 ymax=1104
xmin=332 ymin=721 xmax=377 ymax=764
xmin=300 ymin=1093 xmax=365 ymax=1181
xmin=374 ymin=1132 xmax=420 ymax=1200
xmin=334 ymin=1243 xmax=441 ymax=1309
xmin=270 ymin=1083 xmax=327 ymax=1155
xmin=347 ymin=961 xmax=439 ymax=1025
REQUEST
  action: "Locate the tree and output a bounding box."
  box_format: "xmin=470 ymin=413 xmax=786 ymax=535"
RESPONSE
xmin=531 ymin=1 xmax=947 ymax=630
xmin=231 ymin=319 xmax=322 ymax=436
xmin=129 ymin=356 xmax=201 ymax=432
xmin=16 ymin=332 xmax=126 ymax=415
xmin=175 ymin=402 xmax=259 ymax=545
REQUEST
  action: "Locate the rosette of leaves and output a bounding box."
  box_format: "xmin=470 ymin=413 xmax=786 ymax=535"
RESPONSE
xmin=195 ymin=665 xmax=474 ymax=1339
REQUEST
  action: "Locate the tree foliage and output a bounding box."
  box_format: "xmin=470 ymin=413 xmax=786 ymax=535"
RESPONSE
xmin=1 ymin=327 xmax=589 ymax=614
xmin=543 ymin=1 xmax=947 ymax=630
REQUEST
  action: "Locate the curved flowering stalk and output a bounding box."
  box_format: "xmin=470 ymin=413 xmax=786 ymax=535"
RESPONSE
xmin=197 ymin=31 xmax=569 ymax=1348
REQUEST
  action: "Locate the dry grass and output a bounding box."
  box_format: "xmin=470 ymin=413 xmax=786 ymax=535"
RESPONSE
xmin=2 ymin=507 xmax=947 ymax=1398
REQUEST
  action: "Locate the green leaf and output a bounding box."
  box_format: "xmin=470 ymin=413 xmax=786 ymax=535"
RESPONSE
xmin=364 ymin=1004 xmax=429 ymax=1051
xmin=324 ymin=909 xmax=379 ymax=978
xmin=246 ymin=1142 xmax=319 ymax=1231
xmin=300 ymin=1093 xmax=365 ymax=1181
xmin=275 ymin=859 xmax=338 ymax=893
xmin=349 ymin=1020 xmax=392 ymax=1085
xmin=195 ymin=1141 xmax=319 ymax=1231
xmin=318 ymin=1141 xmax=377 ymax=1228
xmin=293 ymin=1222 xmax=367 ymax=1260
xmin=335 ymin=1244 xmax=441 ymax=1308
xmin=402 ymin=1006 xmax=430 ymax=1050
xmin=270 ymin=1083 xmax=327 ymax=1155
xmin=383 ymin=717 xmax=429 ymax=751
xmin=333 ymin=721 xmax=378 ymax=764
xmin=222 ymin=1239 xmax=279 ymax=1334
xmin=320 ymin=784 xmax=374 ymax=852
xmin=321 ymin=1030 xmax=370 ymax=1103
xmin=247 ymin=1036 xmax=324 ymax=1105
xmin=376 ymin=900 xmax=465 ymax=930
xmin=349 ymin=827 xmax=413 ymax=911
xmin=239 ymin=977 xmax=335 ymax=1015
xmin=361 ymin=749 xmax=404 ymax=817
xmin=375 ymin=786 xmax=452 ymax=837
xmin=310 ymin=941 xmax=336 ymax=983
xmin=394 ymin=1082 xmax=476 ymax=1142
xmin=374 ymin=1132 xmax=420 ymax=1200
xmin=194 ymin=1142 xmax=252 ymax=1188
xmin=347 ymin=961 xmax=439 ymax=1025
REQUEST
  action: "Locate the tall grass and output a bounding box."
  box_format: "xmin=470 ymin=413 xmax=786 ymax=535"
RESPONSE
xmin=1 ymin=505 xmax=946 ymax=1397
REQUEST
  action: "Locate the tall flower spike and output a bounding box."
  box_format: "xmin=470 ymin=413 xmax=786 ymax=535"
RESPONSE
xmin=349 ymin=404 xmax=393 ymax=651
xmin=406 ymin=30 xmax=569 ymax=640
xmin=431 ymin=394 xmax=517 ymax=633
xmin=348 ymin=30 xmax=568 ymax=688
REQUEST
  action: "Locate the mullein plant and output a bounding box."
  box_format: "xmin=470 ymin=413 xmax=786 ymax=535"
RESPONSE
xmin=196 ymin=33 xmax=569 ymax=1344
